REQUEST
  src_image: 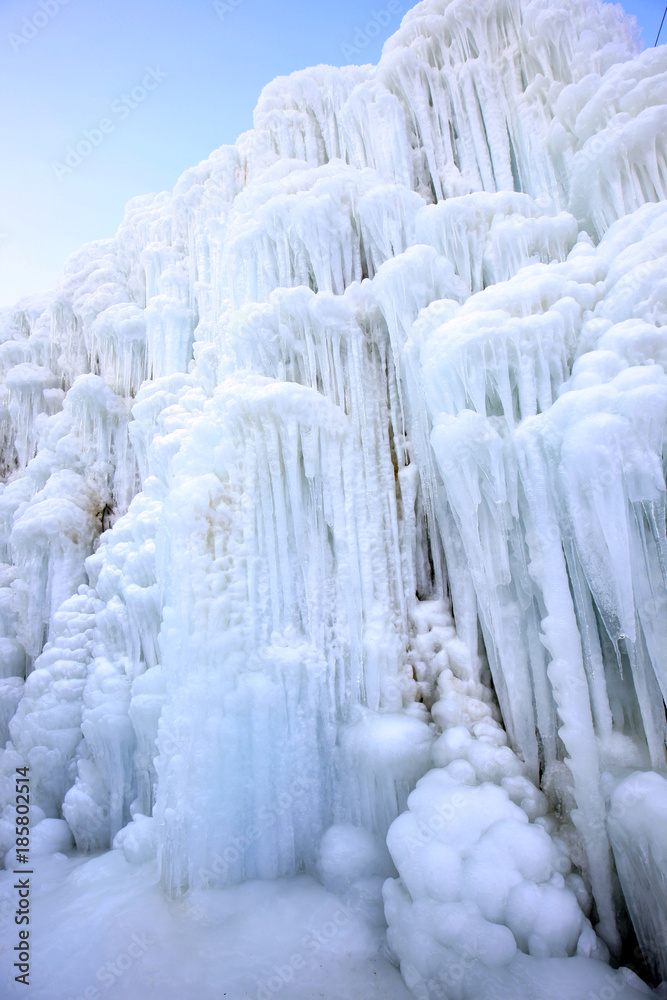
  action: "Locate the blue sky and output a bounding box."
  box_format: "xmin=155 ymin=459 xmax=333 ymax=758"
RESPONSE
xmin=0 ymin=0 xmax=664 ymax=306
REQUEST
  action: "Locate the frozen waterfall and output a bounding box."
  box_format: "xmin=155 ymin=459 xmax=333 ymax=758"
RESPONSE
xmin=1 ymin=0 xmax=667 ymax=997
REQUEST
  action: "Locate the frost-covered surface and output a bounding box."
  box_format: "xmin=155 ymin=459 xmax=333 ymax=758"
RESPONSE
xmin=1 ymin=0 xmax=667 ymax=997
xmin=0 ymin=852 xmax=412 ymax=1000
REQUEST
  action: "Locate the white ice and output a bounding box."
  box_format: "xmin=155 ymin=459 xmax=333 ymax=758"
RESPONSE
xmin=0 ymin=0 xmax=666 ymax=997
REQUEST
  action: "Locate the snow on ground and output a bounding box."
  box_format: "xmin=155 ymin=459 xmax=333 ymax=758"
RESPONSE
xmin=0 ymin=852 xmax=411 ymax=1000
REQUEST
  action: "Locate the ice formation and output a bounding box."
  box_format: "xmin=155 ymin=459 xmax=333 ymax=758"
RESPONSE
xmin=1 ymin=0 xmax=667 ymax=997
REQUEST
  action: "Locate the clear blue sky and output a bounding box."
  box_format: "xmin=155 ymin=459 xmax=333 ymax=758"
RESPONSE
xmin=0 ymin=0 xmax=663 ymax=306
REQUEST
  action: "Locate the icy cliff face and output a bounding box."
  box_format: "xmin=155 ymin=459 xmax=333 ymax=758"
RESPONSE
xmin=1 ymin=0 xmax=667 ymax=996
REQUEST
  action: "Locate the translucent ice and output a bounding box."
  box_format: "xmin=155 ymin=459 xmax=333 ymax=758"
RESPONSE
xmin=0 ymin=0 xmax=666 ymax=997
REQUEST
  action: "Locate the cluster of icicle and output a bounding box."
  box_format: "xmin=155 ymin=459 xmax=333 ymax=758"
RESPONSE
xmin=1 ymin=0 xmax=667 ymax=996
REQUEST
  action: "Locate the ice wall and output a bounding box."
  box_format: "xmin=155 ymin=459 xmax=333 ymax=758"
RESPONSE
xmin=1 ymin=0 xmax=666 ymax=996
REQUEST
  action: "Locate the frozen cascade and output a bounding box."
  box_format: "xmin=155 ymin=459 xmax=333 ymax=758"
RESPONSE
xmin=1 ymin=0 xmax=667 ymax=997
